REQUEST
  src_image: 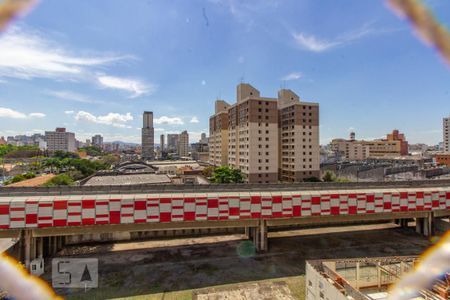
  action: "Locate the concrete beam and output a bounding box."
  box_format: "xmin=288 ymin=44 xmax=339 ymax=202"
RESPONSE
xmin=433 ymin=210 xmax=450 ymax=218
xmin=265 ymin=211 xmax=428 ymax=227
xmin=0 ymin=229 xmax=21 ymax=239
xmin=31 ymin=219 xmax=259 ymax=237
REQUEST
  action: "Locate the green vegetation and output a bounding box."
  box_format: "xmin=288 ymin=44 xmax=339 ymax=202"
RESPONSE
xmin=79 ymin=146 xmax=103 ymax=156
xmin=42 ymin=174 xmax=75 ymax=187
xmin=322 ymin=170 xmax=350 ymax=183
xmin=201 ymin=165 xmax=214 ymax=178
xmin=43 ymin=157 xmax=109 ymax=178
xmin=3 ymin=172 xmax=36 ymax=185
xmin=210 ymin=166 xmax=244 ymax=183
xmin=0 ymin=144 xmax=40 ymax=158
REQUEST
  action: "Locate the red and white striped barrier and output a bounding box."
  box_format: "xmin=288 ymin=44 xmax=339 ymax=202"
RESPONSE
xmin=0 ymin=188 xmax=447 ymax=229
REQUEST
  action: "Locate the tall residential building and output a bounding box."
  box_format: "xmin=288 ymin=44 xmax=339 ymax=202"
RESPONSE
xmin=444 ymin=116 xmax=450 ymax=152
xmin=91 ymin=134 xmax=103 ymax=148
xmin=160 ymin=134 xmax=165 ymax=151
xmin=209 ymin=83 xmax=320 ymax=183
xmin=141 ymin=111 xmax=154 ymax=160
xmin=45 ymin=128 xmax=76 ymax=153
xmin=178 ymin=130 xmax=189 ymax=157
xmin=209 ymin=100 xmax=230 ymax=166
xmin=278 ymin=89 xmax=320 ymax=182
xmin=167 ymin=134 xmax=179 ymax=153
xmin=200 ymin=133 xmax=208 ymax=144
xmin=330 ymin=130 xmax=409 ymax=161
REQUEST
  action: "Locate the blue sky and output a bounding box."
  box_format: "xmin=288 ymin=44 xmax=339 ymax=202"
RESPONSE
xmin=0 ymin=0 xmax=449 ymax=145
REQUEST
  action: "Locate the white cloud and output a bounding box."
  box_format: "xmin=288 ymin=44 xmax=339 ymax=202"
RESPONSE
xmin=0 ymin=107 xmax=27 ymax=119
xmin=0 ymin=26 xmax=127 ymax=80
xmin=74 ymin=111 xmax=133 ymax=128
xmin=154 ymin=116 xmax=184 ymax=125
xmin=97 ymin=75 xmax=157 ymax=98
xmin=28 ymin=112 xmax=46 ymax=118
xmin=64 ymin=110 xmax=74 ymax=115
xmin=0 ymin=107 xmax=46 ymax=119
xmin=190 ymin=116 xmax=199 ymax=123
xmin=292 ymin=23 xmax=386 ymax=52
xmin=154 ymin=128 xmax=165 ymax=132
xmin=292 ymin=33 xmax=338 ymax=52
xmin=46 ymin=90 xmax=100 ymax=104
xmin=282 ymin=72 xmax=302 ymax=81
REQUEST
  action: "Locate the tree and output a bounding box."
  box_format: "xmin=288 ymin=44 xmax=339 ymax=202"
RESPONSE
xmin=99 ymin=154 xmax=119 ymax=166
xmin=79 ymin=146 xmax=103 ymax=157
xmin=202 ymin=166 xmax=214 ymax=178
xmin=211 ymin=166 xmax=243 ymax=183
xmin=322 ymin=170 xmax=337 ymax=182
xmin=42 ymin=174 xmax=74 ymax=187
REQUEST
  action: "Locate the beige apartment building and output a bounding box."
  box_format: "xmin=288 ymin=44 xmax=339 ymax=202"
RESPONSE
xmin=444 ymin=116 xmax=449 ymax=152
xmin=178 ymin=130 xmax=189 ymax=157
xmin=209 ymin=100 xmax=230 ymax=166
xmin=209 ymin=83 xmax=320 ymax=183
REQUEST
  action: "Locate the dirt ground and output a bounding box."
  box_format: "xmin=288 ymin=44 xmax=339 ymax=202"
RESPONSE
xmin=7 ymin=173 xmax=54 ymax=187
xmin=41 ymin=223 xmax=434 ymax=300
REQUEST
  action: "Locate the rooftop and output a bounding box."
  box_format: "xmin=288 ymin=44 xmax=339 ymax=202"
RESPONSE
xmin=83 ymin=174 xmax=172 ymax=186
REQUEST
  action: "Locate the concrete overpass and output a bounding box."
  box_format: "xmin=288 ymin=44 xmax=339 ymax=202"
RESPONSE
xmin=0 ymin=180 xmax=450 ymax=269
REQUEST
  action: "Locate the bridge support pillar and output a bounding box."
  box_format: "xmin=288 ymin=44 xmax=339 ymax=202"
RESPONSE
xmin=52 ymin=236 xmax=58 ymax=254
xmin=37 ymin=237 xmax=43 ymax=259
xmin=244 ymin=227 xmax=251 ymax=239
xmin=416 ymin=218 xmax=424 ymax=235
xmin=19 ymin=230 xmax=32 ymax=270
xmin=252 ymin=227 xmax=260 ymax=252
xmin=259 ymin=220 xmax=268 ymax=252
xmin=415 ymin=213 xmax=434 ymax=237
xmin=400 ymin=219 xmax=408 ymax=228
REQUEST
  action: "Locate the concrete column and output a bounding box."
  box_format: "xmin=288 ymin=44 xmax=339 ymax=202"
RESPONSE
xmin=401 ymin=219 xmax=408 ymax=228
xmin=244 ymin=227 xmax=251 ymax=239
xmin=30 ymin=236 xmax=36 ymax=260
xmin=355 ymin=262 xmax=360 ymax=290
xmin=424 ymin=213 xmax=433 ymax=237
xmin=52 ymin=236 xmax=57 ymax=254
xmin=416 ymin=218 xmax=424 ymax=235
xmin=252 ymin=227 xmax=260 ymax=251
xmin=20 ymin=230 xmax=32 ymax=270
xmin=259 ymin=220 xmax=268 ymax=252
xmin=57 ymin=236 xmax=63 ymax=249
xmin=377 ymin=262 xmax=381 ymax=289
xmin=37 ymin=237 xmax=43 ymax=259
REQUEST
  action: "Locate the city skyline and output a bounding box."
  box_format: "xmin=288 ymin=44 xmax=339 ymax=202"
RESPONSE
xmin=1 ymin=1 xmax=450 ymax=145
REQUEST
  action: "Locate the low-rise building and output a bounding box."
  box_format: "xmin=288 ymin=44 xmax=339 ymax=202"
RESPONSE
xmin=330 ymin=130 xmax=409 ymax=161
xmin=306 ymin=257 xmax=445 ymax=300
xmin=434 ymin=152 xmax=450 ymax=167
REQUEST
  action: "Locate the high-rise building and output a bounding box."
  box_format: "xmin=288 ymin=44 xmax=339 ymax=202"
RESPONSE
xmin=278 ymin=89 xmax=320 ymax=182
xmin=91 ymin=134 xmax=103 ymax=148
xmin=141 ymin=111 xmax=154 ymax=160
xmin=200 ymin=133 xmax=208 ymax=144
xmin=444 ymin=116 xmax=450 ymax=152
xmin=167 ymin=134 xmax=179 ymax=153
xmin=209 ymin=83 xmax=320 ymax=183
xmin=178 ymin=130 xmax=189 ymax=157
xmin=209 ymin=100 xmax=230 ymax=166
xmin=160 ymin=134 xmax=165 ymax=151
xmin=45 ymin=128 xmax=76 ymax=153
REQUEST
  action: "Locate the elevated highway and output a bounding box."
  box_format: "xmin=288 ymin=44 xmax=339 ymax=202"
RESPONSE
xmin=1 ymin=180 xmax=450 ymax=269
